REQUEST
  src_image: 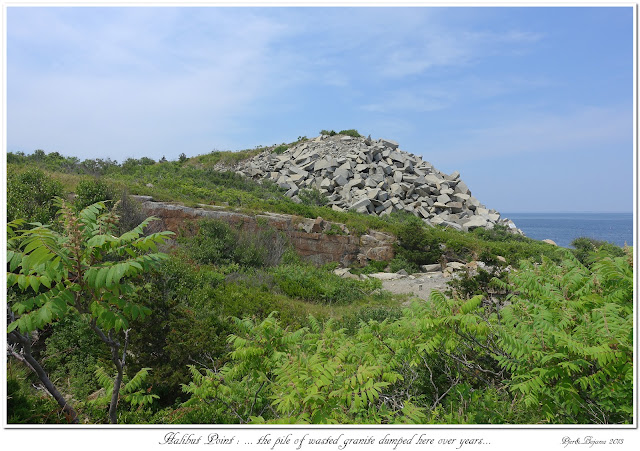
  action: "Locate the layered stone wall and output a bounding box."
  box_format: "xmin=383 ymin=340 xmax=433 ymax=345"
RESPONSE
xmin=133 ymin=196 xmax=394 ymax=266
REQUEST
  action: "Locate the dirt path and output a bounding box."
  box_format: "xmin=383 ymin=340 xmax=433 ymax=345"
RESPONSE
xmin=376 ymin=272 xmax=450 ymax=302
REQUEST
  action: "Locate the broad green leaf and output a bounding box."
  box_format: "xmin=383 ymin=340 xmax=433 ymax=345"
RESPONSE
xmin=95 ymin=266 xmax=110 ymax=289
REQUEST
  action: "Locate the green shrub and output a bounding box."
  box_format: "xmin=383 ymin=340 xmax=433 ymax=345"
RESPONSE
xmin=7 ymin=362 xmax=67 ymax=424
xmin=7 ymin=168 xmax=63 ymax=224
xmin=338 ymin=129 xmax=361 ymax=137
xmin=350 ymin=260 xmax=388 ymax=275
xmin=181 ymin=249 xmax=633 ymax=425
xmin=121 ymin=157 xmax=156 ymax=173
xmin=319 ymin=129 xmax=337 ymax=136
xmin=340 ymin=305 xmax=402 ymax=333
xmin=180 ymin=220 xmax=237 ymax=265
xmin=394 ymin=218 xmax=441 ymax=266
xmin=74 ymin=178 xmax=115 ymax=211
xmin=116 ymin=190 xmax=148 ymax=234
xmin=446 ymin=267 xmax=508 ymax=300
xmin=43 ymin=316 xmax=111 ymax=400
xmin=180 ymin=219 xmax=289 ymax=268
xmin=571 ymin=236 xmax=626 ymax=266
xmin=128 ymin=256 xmax=229 ymax=405
xmin=298 ymin=188 xmax=328 ymax=207
xmin=271 ymin=263 xmax=382 ymax=305
xmin=493 ymin=251 xmax=633 ymax=423
xmin=388 ymin=256 xmax=420 ymax=274
xmin=272 ymin=144 xmax=288 ymax=154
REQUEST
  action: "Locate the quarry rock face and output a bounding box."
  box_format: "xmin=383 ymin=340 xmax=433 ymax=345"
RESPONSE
xmin=132 ymin=196 xmax=395 ymax=266
xmin=235 ymin=135 xmax=521 ymax=233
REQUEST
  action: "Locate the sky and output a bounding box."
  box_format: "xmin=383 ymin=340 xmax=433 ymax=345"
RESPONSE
xmin=5 ymin=5 xmax=635 ymax=213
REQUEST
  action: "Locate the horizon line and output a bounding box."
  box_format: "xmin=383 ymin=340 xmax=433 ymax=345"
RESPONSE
xmin=502 ymin=211 xmax=634 ymax=214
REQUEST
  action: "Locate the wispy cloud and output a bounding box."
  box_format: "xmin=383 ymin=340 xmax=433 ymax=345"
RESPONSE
xmin=362 ymin=88 xmax=456 ymax=113
xmin=370 ymin=25 xmax=544 ymax=79
xmin=8 ymin=7 xmax=299 ymax=158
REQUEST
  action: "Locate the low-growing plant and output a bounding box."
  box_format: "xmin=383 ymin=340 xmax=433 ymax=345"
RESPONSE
xmin=7 ymin=361 xmax=67 ymax=424
xmin=7 ymin=168 xmax=63 ymax=225
xmin=338 ymin=129 xmax=361 ymax=138
xmin=43 ymin=316 xmax=110 ymax=400
xmin=74 ymin=178 xmax=116 ymax=212
xmin=388 ymin=257 xmax=420 ymax=274
xmin=349 ymin=260 xmax=388 ymax=275
xmin=571 ymin=236 xmax=626 ymax=266
xmin=271 ymin=263 xmax=382 ymax=305
xmin=180 ymin=219 xmax=289 ymax=268
xmin=298 ymin=188 xmax=328 ymax=207
xmin=446 ymin=267 xmax=509 ymax=300
xmin=272 ymin=144 xmax=288 ymax=154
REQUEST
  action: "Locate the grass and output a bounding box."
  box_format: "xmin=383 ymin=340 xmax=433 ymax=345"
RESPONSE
xmin=8 ymin=150 xmax=575 ymax=269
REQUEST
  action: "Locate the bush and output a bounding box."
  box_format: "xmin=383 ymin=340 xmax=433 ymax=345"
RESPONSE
xmin=338 ymin=129 xmax=361 ymax=137
xmin=127 ymin=256 xmax=229 ymax=405
xmin=298 ymin=188 xmax=328 ymax=206
xmin=121 ymin=157 xmax=156 ymax=173
xmin=271 ymin=263 xmax=382 ymax=305
xmin=387 ymin=257 xmax=420 ymax=274
xmin=395 ymin=218 xmax=442 ymax=266
xmin=7 ymin=361 xmax=67 ymax=424
xmin=7 ymin=168 xmax=63 ymax=224
xmin=272 ymin=144 xmax=288 ymax=154
xmin=446 ymin=267 xmax=508 ymax=301
xmin=571 ymin=236 xmax=625 ymax=266
xmin=319 ymin=129 xmax=337 ymax=136
xmin=349 ymin=260 xmax=388 ymax=275
xmin=340 ymin=305 xmax=402 ymax=333
xmin=43 ymin=316 xmax=110 ymax=400
xmin=74 ymin=178 xmax=115 ymax=211
xmin=116 ymin=190 xmax=148 ymax=234
xmin=180 ymin=219 xmax=290 ymax=268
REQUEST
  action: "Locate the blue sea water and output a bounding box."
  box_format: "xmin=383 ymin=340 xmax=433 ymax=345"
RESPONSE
xmin=502 ymin=212 xmax=634 ymax=249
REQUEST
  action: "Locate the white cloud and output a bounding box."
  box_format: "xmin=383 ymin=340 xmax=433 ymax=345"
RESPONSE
xmin=7 ymin=7 xmax=300 ymax=159
xmin=362 ymin=88 xmax=456 ymax=113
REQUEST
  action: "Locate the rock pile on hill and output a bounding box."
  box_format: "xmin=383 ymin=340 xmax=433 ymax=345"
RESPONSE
xmin=234 ymin=134 xmax=520 ymax=233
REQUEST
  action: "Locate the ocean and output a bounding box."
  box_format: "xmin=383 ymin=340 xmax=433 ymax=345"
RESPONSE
xmin=502 ymin=212 xmax=634 ymax=249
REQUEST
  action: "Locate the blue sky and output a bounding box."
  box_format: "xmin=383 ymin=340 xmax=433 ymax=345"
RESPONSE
xmin=6 ymin=6 xmax=634 ymax=212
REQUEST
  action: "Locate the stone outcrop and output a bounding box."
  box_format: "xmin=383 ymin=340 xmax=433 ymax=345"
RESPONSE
xmin=132 ymin=196 xmax=394 ymax=266
xmin=234 ymin=134 xmax=521 ymax=233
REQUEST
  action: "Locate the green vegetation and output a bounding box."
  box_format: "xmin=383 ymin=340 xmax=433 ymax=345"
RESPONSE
xmin=179 ymin=219 xmax=288 ymax=268
xmin=271 ymin=263 xmax=382 ymax=305
xmin=319 ymin=129 xmax=361 ymax=137
xmin=7 ymin=168 xmax=63 ymax=224
xmin=6 ymin=147 xmax=633 ymax=425
xmin=298 ymin=188 xmax=328 ymax=207
xmin=571 ymin=236 xmax=626 ymax=266
xmin=7 ymin=199 xmax=173 ymax=423
xmin=338 ymin=129 xmax=362 ymax=137
xmin=182 ymin=249 xmax=633 ymax=424
xmin=74 ymin=178 xmax=116 ymax=211
xmin=393 ymin=216 xmax=565 ymax=271
xmin=272 ymin=144 xmax=288 ymax=154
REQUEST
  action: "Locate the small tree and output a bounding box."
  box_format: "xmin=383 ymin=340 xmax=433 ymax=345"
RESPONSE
xmin=7 ymin=199 xmax=174 ymax=423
